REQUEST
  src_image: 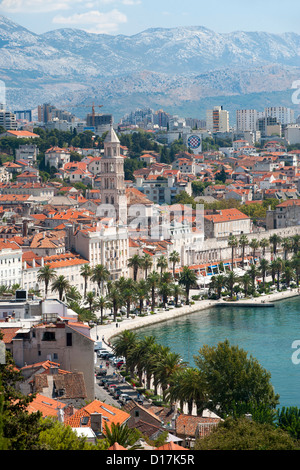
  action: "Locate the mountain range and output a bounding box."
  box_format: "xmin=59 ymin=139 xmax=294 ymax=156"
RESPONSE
xmin=0 ymin=15 xmax=299 ymax=122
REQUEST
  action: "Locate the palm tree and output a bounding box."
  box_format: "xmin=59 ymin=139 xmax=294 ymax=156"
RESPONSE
xmin=128 ymin=254 xmax=143 ymax=281
xmin=248 ymin=263 xmax=258 ymax=289
xmin=122 ymin=282 xmax=137 ymax=318
xmin=228 ymin=235 xmax=238 ymax=270
xmin=210 ymin=274 xmax=225 ymax=299
xmin=260 ymin=238 xmax=269 ymax=258
xmin=65 ymin=286 xmax=81 ymax=304
xmin=107 ymin=282 xmax=123 ymax=322
xmin=292 ymin=253 xmax=300 ymax=285
xmin=168 ymin=368 xmax=206 ymax=415
xmin=240 ymin=273 xmax=251 ymax=297
xmin=80 ymin=264 xmax=92 ymax=297
xmin=179 ymin=266 xmax=197 ymax=305
xmin=147 ymin=271 xmax=160 ymax=311
xmin=169 ymin=250 xmax=180 ymax=279
xmin=269 ymin=234 xmax=282 ymax=258
xmin=95 ymin=295 xmax=108 ymax=324
xmin=157 ymin=255 xmax=168 ymax=277
xmin=249 ymin=238 xmax=259 ymax=264
xmin=142 ymin=253 xmax=153 ymax=280
xmin=172 ymin=283 xmax=185 ymax=307
xmin=154 ymin=350 xmax=184 ymax=401
xmin=112 ymin=330 xmax=138 ymax=376
xmin=292 ymin=234 xmax=300 ymax=254
xmin=273 ymin=257 xmax=284 ymax=290
xmin=85 ymin=291 xmax=96 ymax=313
xmin=135 ymin=279 xmax=149 ymax=315
xmin=91 ymin=264 xmax=110 ymax=295
xmin=51 ymin=275 xmax=71 ymax=301
xmin=282 ymin=263 xmax=294 ymax=287
xmin=281 ymin=237 xmax=292 ymax=261
xmin=226 ymin=271 xmax=238 ymax=298
xmin=270 ymin=260 xmax=277 ymax=285
xmin=259 ymin=258 xmax=269 ymax=290
xmin=138 ymin=336 xmax=158 ymax=389
xmin=104 ymin=422 xmax=140 ymax=450
xmin=37 ymin=265 xmax=57 ymax=296
xmin=239 ymin=235 xmax=249 ymax=268
xmin=159 ymin=282 xmax=172 ymax=306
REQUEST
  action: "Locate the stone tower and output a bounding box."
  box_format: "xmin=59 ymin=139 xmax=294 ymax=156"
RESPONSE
xmin=99 ymin=124 xmax=127 ymax=224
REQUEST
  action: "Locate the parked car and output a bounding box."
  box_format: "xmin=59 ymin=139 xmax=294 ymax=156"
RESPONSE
xmin=96 ymin=368 xmax=107 ymax=377
xmin=100 ymin=378 xmax=109 ymax=386
xmin=108 ymin=383 xmax=118 ymax=393
xmin=97 ymin=349 xmax=108 ymax=357
xmin=102 ymin=352 xmax=115 ymax=360
xmin=114 ymin=388 xmax=122 ymax=399
xmin=119 ymin=393 xmax=132 ymax=404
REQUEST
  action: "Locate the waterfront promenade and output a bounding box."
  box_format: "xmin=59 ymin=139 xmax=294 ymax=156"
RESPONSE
xmin=91 ymin=288 xmax=300 ymax=346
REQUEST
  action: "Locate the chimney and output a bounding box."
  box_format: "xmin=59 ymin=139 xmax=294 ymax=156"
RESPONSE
xmin=90 ymin=413 xmax=103 ymax=434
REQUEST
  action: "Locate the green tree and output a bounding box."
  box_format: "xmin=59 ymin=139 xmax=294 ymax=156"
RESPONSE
xmin=179 ymin=266 xmax=197 ymax=304
xmin=169 ymin=250 xmax=180 ymax=279
xmin=147 ymin=271 xmax=160 ymax=311
xmin=269 ymin=234 xmax=282 ymax=257
xmin=228 ymin=235 xmax=238 ymax=270
xmin=259 ymin=258 xmax=269 ymax=290
xmin=157 ymin=255 xmax=168 ymax=277
xmin=226 ymin=271 xmax=239 ymax=298
xmin=128 ymin=254 xmax=143 ymax=281
xmin=112 ymin=330 xmax=138 ymax=376
xmin=104 ymin=422 xmax=141 ymax=449
xmin=91 ymin=264 xmax=110 ymax=295
xmin=194 ymin=340 xmax=280 ymax=418
xmin=80 ymin=264 xmax=92 ymax=297
xmin=194 ymin=417 xmax=296 ymax=450
xmin=37 ymin=265 xmax=57 ymax=296
xmin=249 ymin=238 xmax=259 ymax=263
xmin=141 ymin=253 xmax=153 ymax=279
xmin=239 ymin=234 xmax=249 ymax=268
xmin=168 ymin=367 xmax=206 ymax=415
xmin=51 ymin=275 xmax=71 ymax=301
xmin=38 ymin=418 xmax=105 ymax=450
xmin=260 ymin=238 xmax=269 ymax=258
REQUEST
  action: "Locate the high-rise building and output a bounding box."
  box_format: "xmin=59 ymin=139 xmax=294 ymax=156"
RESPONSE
xmin=206 ymin=106 xmax=229 ymax=132
xmin=0 ymin=110 xmax=17 ymax=130
xmin=236 ymin=109 xmax=258 ymax=131
xmin=265 ymin=106 xmax=294 ymax=125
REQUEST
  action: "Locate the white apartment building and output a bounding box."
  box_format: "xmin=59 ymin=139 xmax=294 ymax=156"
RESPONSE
xmin=285 ymin=125 xmax=300 ymax=145
xmin=206 ymin=106 xmax=229 ymax=133
xmin=236 ymin=109 xmax=258 ymax=131
xmin=69 ymin=222 xmax=129 ymax=284
xmin=265 ymin=106 xmax=294 ymax=125
xmin=0 ymin=240 xmax=22 ymax=288
xmin=0 ymin=109 xmax=17 ymax=130
xmin=45 ymin=147 xmax=71 ymax=169
xmin=22 ymin=252 xmax=91 ymax=297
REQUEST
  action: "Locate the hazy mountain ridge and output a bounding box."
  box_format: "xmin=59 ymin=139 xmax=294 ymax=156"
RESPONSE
xmin=0 ymin=15 xmax=299 ymax=120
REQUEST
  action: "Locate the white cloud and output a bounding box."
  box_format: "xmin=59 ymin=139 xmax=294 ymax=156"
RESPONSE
xmin=53 ymin=9 xmax=127 ymax=34
xmin=0 ymin=0 xmax=74 ymax=12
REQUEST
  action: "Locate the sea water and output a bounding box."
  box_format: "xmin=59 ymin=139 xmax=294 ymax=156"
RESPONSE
xmin=136 ymin=297 xmax=300 ymax=408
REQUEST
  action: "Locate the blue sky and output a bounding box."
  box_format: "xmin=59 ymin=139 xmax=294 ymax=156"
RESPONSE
xmin=0 ymin=0 xmax=299 ymax=35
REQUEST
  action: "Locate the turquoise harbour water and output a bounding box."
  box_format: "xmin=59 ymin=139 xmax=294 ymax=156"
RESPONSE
xmin=136 ymin=297 xmax=300 ymax=409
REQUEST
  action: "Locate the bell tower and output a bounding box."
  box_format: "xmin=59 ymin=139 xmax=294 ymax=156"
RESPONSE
xmin=100 ymin=124 xmax=127 ymax=224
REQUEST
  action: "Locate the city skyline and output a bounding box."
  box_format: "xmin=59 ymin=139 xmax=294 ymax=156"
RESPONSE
xmin=0 ymin=0 xmax=299 ymax=36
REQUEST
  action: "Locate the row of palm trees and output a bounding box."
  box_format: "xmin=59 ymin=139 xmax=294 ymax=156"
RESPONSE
xmin=112 ymin=330 xmax=204 ymax=414
xmin=35 ymin=251 xmax=197 ymax=323
xmin=210 ymin=248 xmax=300 ymax=299
xmin=228 ymin=233 xmax=300 ymax=268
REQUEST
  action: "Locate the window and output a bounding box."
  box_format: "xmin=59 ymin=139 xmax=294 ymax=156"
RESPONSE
xmin=66 ymin=332 xmax=72 ymax=347
xmin=42 ymin=331 xmax=55 ymax=341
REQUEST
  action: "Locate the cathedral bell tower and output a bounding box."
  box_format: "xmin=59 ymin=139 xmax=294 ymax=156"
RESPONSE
xmin=99 ymin=124 xmax=127 ymax=224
